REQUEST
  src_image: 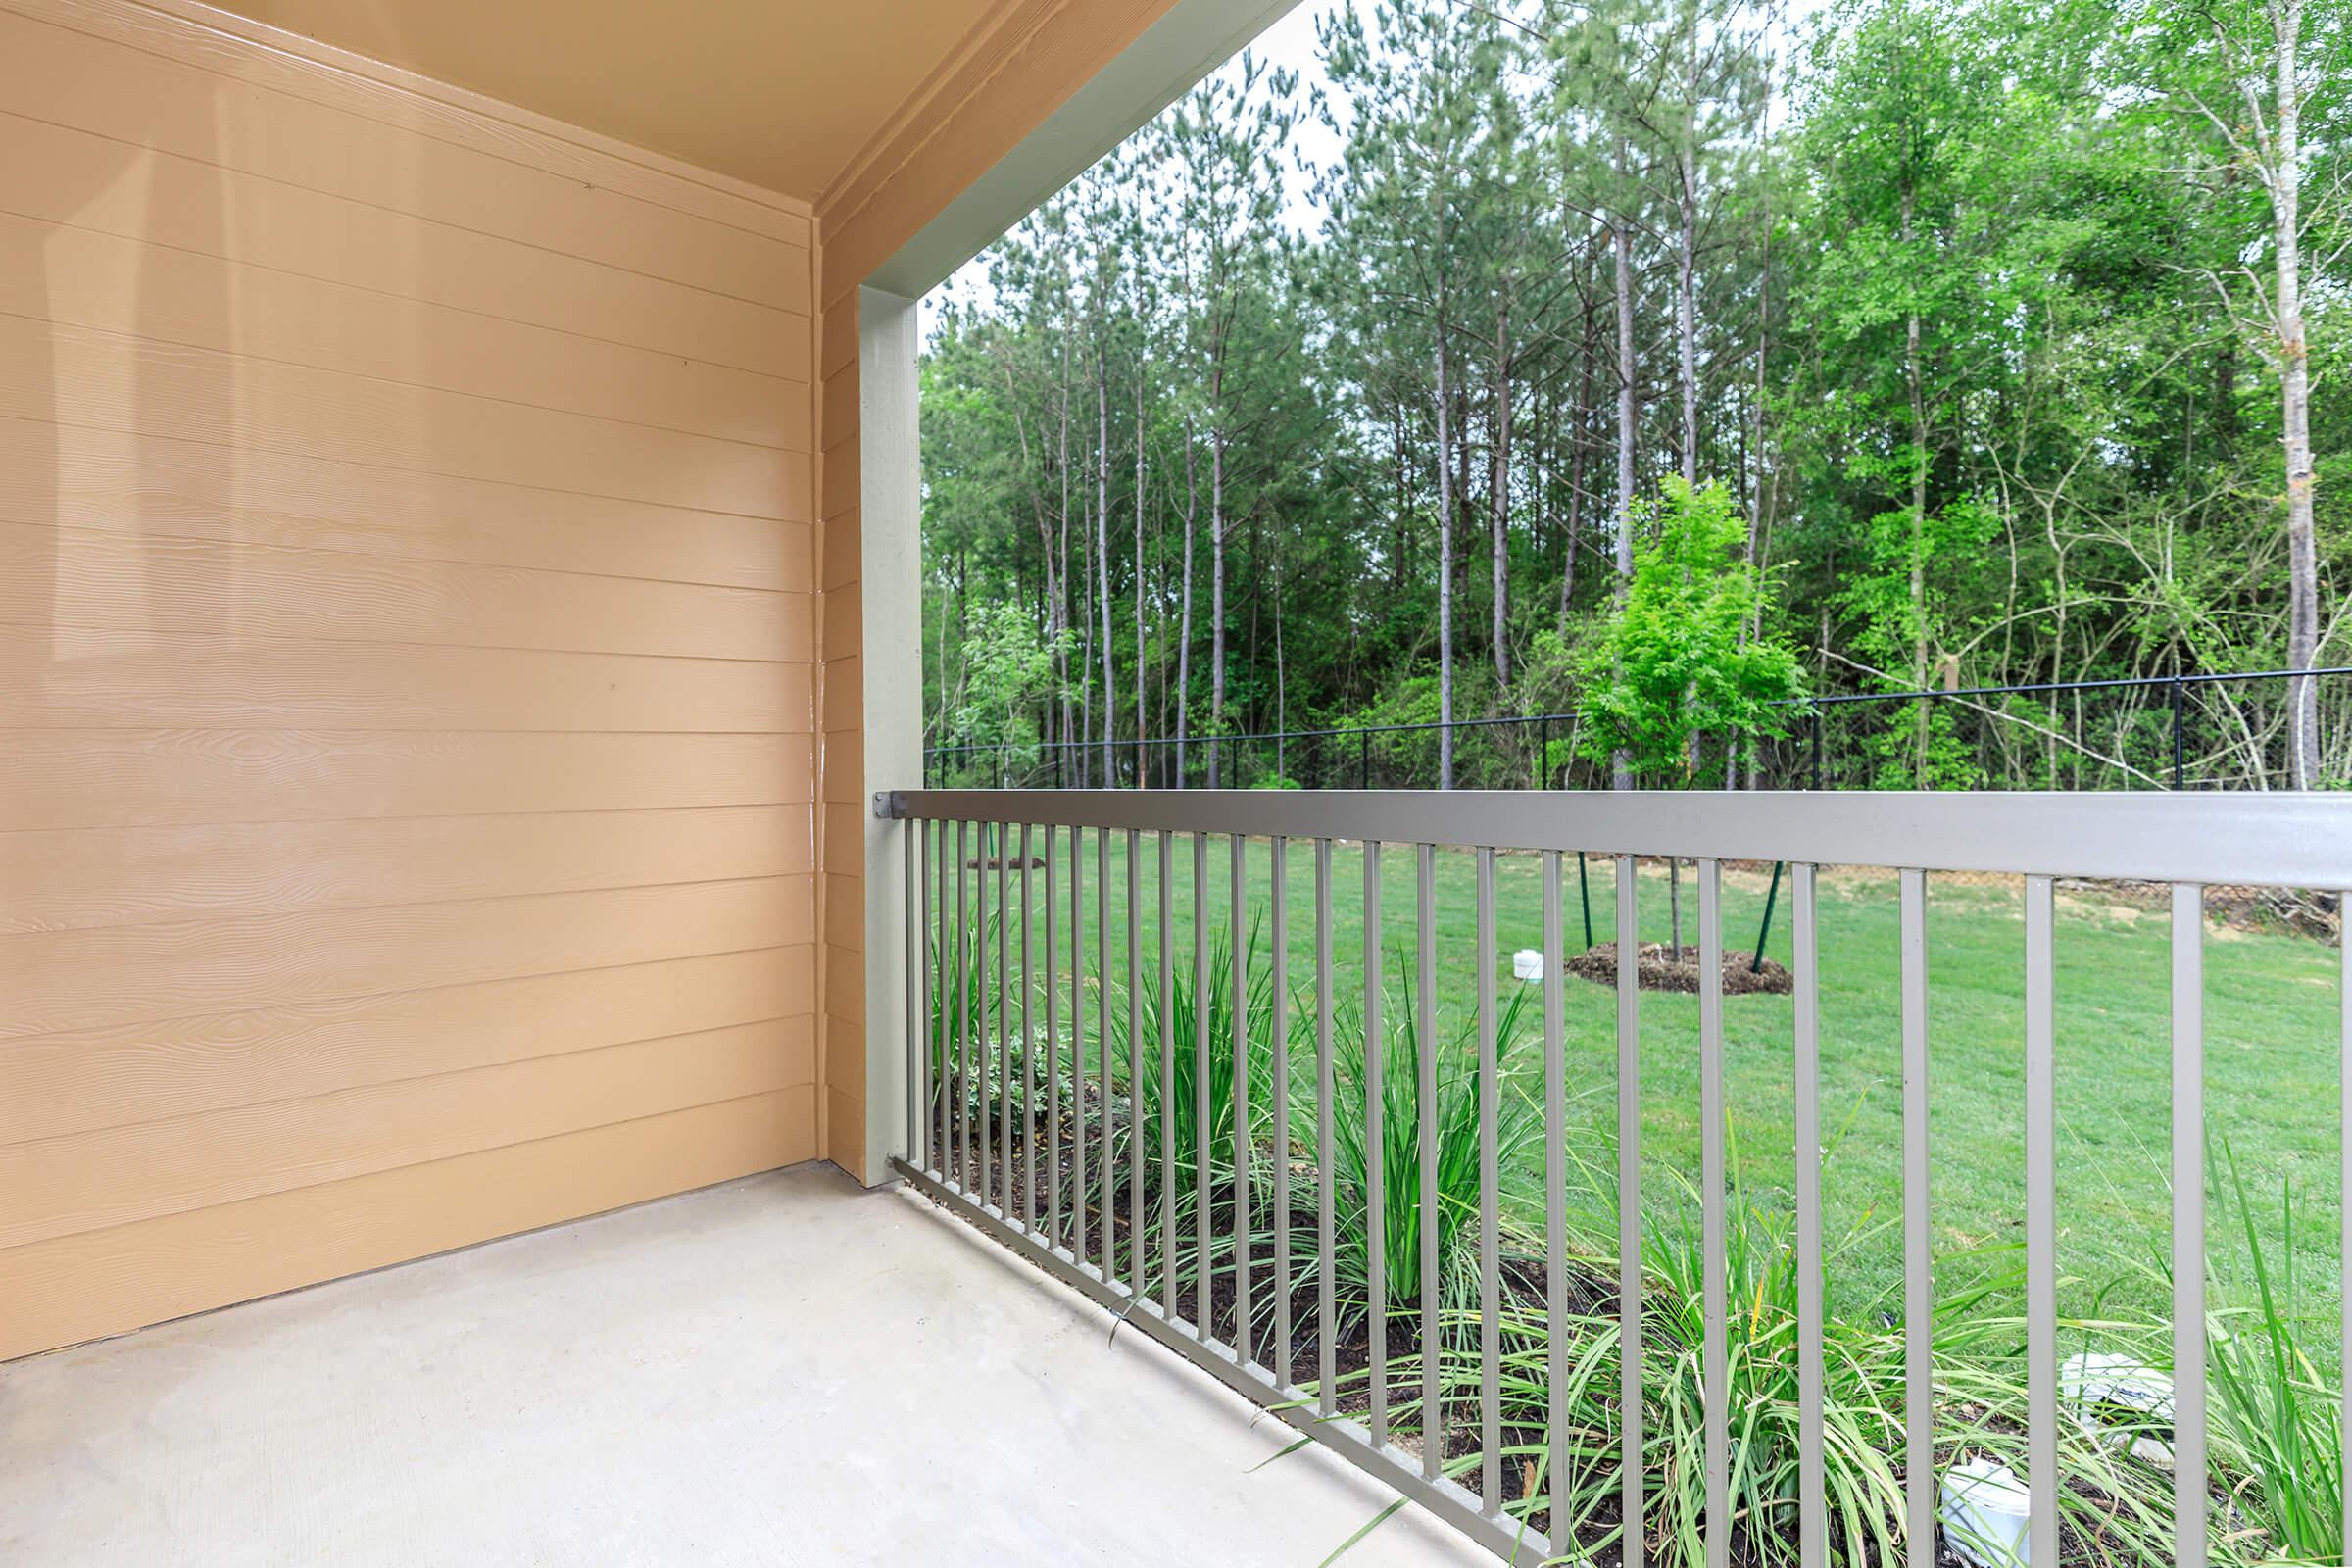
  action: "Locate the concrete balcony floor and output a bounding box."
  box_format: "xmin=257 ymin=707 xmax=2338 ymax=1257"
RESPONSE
xmin=1 ymin=1162 xmax=1489 ymax=1567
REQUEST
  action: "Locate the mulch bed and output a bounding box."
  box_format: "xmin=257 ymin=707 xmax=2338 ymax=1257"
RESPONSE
xmin=1565 ymin=940 xmax=1793 ymax=995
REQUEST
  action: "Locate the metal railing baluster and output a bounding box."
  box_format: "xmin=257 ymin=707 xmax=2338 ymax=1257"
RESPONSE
xmin=1045 ymin=824 xmax=1060 ymax=1248
xmin=1021 ymin=824 xmax=1036 ymax=1230
xmin=1698 ymin=857 xmax=1727 ymax=1568
xmin=1476 ymin=846 xmax=1499 ymax=1513
xmin=2025 ymin=873 xmax=2058 ymax=1568
xmin=1072 ymin=825 xmax=1088 ymax=1265
xmin=1416 ymin=840 xmax=1440 ymax=1480
xmin=956 ymin=819 xmax=970 ymax=1195
xmin=1233 ymin=832 xmax=1251 ymax=1364
xmin=1195 ymin=830 xmax=1211 ymax=1334
xmin=1616 ymin=852 xmax=1642 ymax=1568
xmin=1366 ymin=838 xmax=1387 ymax=1447
xmin=903 ymin=825 xmax=919 ymax=1170
xmin=938 ymin=819 xmax=951 ymax=1179
xmin=1793 ymin=863 xmax=1825 ymax=1568
xmin=1129 ymin=827 xmax=1144 ymax=1295
xmin=1901 ymin=867 xmax=1933 ymax=1562
xmin=1316 ymin=836 xmax=1337 ymax=1419
xmin=1098 ymin=825 xmax=1111 ymax=1278
xmin=1272 ymin=835 xmax=1292 ymax=1384
xmin=915 ymin=821 xmax=934 ymax=1177
xmin=1000 ymin=827 xmax=1012 ymax=1215
xmin=1544 ymin=849 xmax=1568 ymax=1534
xmin=1159 ymin=831 xmax=1176 ymax=1306
xmin=2173 ymin=882 xmax=2206 ymax=1568
xmin=977 ymin=828 xmax=992 ymax=1210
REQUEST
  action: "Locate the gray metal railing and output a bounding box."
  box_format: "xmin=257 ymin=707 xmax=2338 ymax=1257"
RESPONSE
xmin=879 ymin=787 xmax=2352 ymax=1565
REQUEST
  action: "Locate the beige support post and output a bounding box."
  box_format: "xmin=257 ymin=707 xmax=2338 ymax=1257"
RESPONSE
xmin=858 ymin=285 xmax=921 ymax=1185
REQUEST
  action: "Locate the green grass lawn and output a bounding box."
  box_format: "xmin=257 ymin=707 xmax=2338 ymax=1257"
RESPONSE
xmin=935 ymin=826 xmax=2344 ymax=1342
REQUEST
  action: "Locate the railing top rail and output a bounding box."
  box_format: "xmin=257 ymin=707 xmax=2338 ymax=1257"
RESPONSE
xmin=881 ymin=787 xmax=2352 ymax=889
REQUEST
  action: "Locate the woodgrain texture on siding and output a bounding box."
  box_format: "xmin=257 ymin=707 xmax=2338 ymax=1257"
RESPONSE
xmin=0 ymin=0 xmax=816 ymax=1360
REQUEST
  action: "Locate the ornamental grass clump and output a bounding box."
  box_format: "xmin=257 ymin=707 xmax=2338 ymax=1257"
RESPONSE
xmin=2201 ymin=1145 xmax=2345 ymax=1563
xmin=1322 ymin=969 xmax=1543 ymax=1342
xmin=1321 ymin=1122 xmax=2181 ymax=1566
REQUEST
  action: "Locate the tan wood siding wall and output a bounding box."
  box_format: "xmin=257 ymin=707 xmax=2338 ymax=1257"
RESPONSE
xmin=0 ymin=0 xmax=818 ymax=1360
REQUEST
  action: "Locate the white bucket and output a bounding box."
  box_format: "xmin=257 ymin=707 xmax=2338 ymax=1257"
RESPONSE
xmin=1941 ymin=1456 xmax=2031 ymax=1568
xmin=2062 ymin=1351 xmax=2176 ymax=1466
xmin=1511 ymin=949 xmax=1544 ymax=982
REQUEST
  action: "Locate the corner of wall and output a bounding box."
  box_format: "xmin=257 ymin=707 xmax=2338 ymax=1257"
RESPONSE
xmin=815 ymin=257 xmax=866 ymax=1178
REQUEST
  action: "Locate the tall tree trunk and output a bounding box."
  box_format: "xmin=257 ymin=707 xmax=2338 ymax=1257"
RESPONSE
xmin=1056 ymin=329 xmax=1074 ymax=785
xmin=1178 ymin=426 xmax=1199 ymax=788
xmin=1096 ymin=347 xmax=1116 ymax=786
xmin=1902 ymin=183 xmax=1930 ymax=782
xmin=1491 ymin=307 xmax=1513 ymax=698
xmin=1435 ymin=331 xmax=1457 ymax=791
xmin=1677 ymin=77 xmax=1700 ymax=489
xmin=1077 ymin=450 xmax=1093 ymax=788
xmin=1392 ymin=407 xmax=1409 ymax=592
xmin=1671 ymin=29 xmax=1701 ymax=959
xmin=1210 ymin=407 xmax=1228 ymax=790
xmin=1740 ymin=30 xmax=1775 ymax=793
xmin=1560 ymin=294 xmax=1596 ymax=634
xmin=1273 ymin=543 xmax=1287 ymax=780
xmin=1134 ymin=366 xmax=1148 ymax=788
xmin=2274 ymin=0 xmax=2319 ymax=788
xmin=1612 ymin=143 xmax=1639 ymax=794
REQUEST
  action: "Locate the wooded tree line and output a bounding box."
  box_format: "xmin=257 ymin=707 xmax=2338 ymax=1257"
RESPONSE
xmin=919 ymin=0 xmax=2349 ymax=790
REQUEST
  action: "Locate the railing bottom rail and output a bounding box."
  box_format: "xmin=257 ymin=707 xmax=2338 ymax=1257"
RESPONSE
xmin=891 ymin=1155 xmax=1555 ymax=1565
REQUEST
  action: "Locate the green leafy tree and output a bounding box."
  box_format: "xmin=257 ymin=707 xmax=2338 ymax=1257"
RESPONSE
xmin=917 ymin=0 xmax=2347 ymax=794
xmin=945 ymin=602 xmax=1067 ymax=781
xmin=1579 ymin=478 xmax=1807 ymax=778
xmin=1579 ymin=478 xmax=1807 ymax=952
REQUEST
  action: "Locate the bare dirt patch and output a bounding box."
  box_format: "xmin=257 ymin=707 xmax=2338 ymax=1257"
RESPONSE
xmin=1564 ymin=939 xmax=1793 ymax=995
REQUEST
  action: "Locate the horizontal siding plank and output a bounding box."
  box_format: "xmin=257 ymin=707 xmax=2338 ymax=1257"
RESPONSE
xmin=827 ymin=1085 xmax=865 ymax=1179
xmin=0 ymin=730 xmax=812 ymax=831
xmin=0 ymin=1087 xmax=816 ymax=1361
xmin=1 ymin=213 xmax=809 ymax=448
xmin=0 ymin=7 xmax=808 ymax=311
xmin=19 ymin=0 xmax=813 ymax=247
xmin=0 ymin=1018 xmax=815 ymax=1249
xmin=2 ymin=318 xmax=810 ymax=515
xmin=0 ymin=521 xmax=810 ymax=663
xmin=0 ymin=112 xmax=808 ymax=378
xmin=0 ymin=805 xmax=810 ymax=934
xmin=0 ymin=878 xmax=813 ymax=1043
xmin=0 ymin=948 xmax=812 ymax=1146
xmin=0 ymin=416 xmax=811 ymax=589
xmin=0 ymin=626 xmax=812 ymax=733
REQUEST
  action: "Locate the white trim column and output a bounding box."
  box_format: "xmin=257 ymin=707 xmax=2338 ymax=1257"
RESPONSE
xmin=857 ymin=285 xmax=921 ymax=1185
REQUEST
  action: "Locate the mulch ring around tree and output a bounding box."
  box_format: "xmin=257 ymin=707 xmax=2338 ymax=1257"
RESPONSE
xmin=1565 ymin=940 xmax=1792 ymax=996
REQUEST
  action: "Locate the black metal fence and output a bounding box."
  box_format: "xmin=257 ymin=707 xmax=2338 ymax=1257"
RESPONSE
xmin=924 ymin=667 xmax=2352 ymax=792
